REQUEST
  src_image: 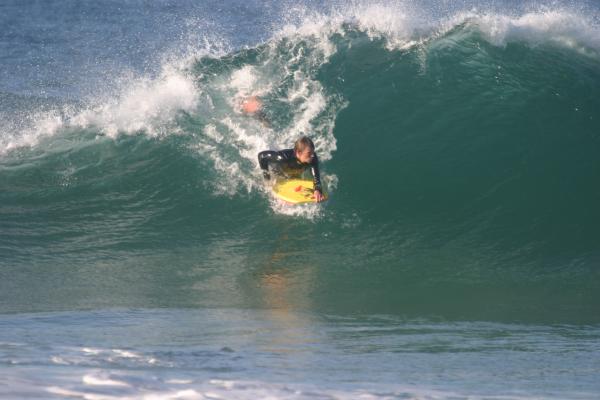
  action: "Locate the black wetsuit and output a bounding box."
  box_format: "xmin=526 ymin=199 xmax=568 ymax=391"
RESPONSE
xmin=258 ymin=149 xmax=322 ymax=192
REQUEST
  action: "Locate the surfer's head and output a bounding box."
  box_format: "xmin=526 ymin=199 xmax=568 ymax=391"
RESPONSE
xmin=294 ymin=136 xmax=315 ymax=163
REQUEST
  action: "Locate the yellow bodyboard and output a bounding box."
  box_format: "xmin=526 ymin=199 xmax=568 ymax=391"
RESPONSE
xmin=272 ymin=179 xmax=328 ymax=204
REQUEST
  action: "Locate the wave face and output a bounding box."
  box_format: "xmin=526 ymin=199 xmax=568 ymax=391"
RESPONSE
xmin=1 ymin=2 xmax=600 ymax=323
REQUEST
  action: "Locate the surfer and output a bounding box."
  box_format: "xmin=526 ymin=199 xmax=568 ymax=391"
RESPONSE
xmin=241 ymin=95 xmax=270 ymax=127
xmin=258 ymin=136 xmax=325 ymax=202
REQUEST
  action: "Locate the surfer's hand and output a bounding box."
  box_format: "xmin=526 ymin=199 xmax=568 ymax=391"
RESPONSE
xmin=314 ymin=190 xmax=324 ymax=202
xmin=262 ymin=171 xmax=270 ymax=180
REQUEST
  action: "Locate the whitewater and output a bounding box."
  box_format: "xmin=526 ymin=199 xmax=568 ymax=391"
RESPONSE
xmin=1 ymin=1 xmax=600 ymax=398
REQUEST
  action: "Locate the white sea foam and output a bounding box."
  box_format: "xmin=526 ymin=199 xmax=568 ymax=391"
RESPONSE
xmin=71 ymin=68 xmax=199 ymax=138
xmin=0 ymin=33 xmax=228 ymax=156
xmin=82 ymin=347 xmax=103 ymax=355
xmin=83 ymin=373 xmax=131 ymax=387
xmin=111 ymin=349 xmax=142 ymax=359
xmin=73 ymin=347 xmax=161 ymax=367
xmin=0 ymin=70 xmax=197 ymax=156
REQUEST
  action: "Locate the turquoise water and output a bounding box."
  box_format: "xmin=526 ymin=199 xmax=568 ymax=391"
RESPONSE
xmin=1 ymin=1 xmax=600 ymax=398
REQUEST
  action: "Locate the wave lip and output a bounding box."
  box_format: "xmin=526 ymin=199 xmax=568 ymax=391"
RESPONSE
xmin=3 ymin=3 xmax=598 ymax=155
xmin=274 ymin=3 xmax=600 ymax=52
xmin=0 ymin=71 xmax=198 ymax=158
xmin=455 ymin=9 xmax=600 ymax=53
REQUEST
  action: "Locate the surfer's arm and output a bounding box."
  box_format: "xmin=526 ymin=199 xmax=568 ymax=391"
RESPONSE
xmin=258 ymin=150 xmax=284 ymax=180
xmin=310 ymin=155 xmax=323 ymax=193
xmin=309 ymin=155 xmax=325 ymax=202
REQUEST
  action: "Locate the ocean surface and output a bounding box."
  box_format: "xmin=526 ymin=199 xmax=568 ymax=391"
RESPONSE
xmin=1 ymin=0 xmax=600 ymax=398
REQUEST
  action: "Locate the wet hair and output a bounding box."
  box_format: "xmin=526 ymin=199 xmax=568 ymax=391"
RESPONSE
xmin=294 ymin=136 xmax=315 ymax=153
